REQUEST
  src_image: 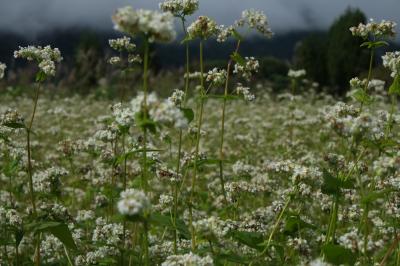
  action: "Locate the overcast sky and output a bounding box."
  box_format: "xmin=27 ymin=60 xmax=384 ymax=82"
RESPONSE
xmin=0 ymin=0 xmax=398 ymax=36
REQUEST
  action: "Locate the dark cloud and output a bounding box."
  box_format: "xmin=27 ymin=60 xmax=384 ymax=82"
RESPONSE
xmin=0 ymin=0 xmax=399 ymax=37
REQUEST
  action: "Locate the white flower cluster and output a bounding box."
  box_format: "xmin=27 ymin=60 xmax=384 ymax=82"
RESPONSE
xmin=168 ymin=89 xmax=185 ymax=106
xmin=236 ymin=9 xmax=273 ymax=38
xmin=0 ymin=207 xmax=22 ymax=227
xmin=117 ymin=188 xmax=151 ymax=216
xmin=150 ymin=100 xmax=189 ymax=129
xmin=112 ymin=6 xmax=176 ymax=43
xmin=76 ymin=210 xmax=95 ymax=223
xmin=109 ymin=36 xmax=136 ymax=52
xmin=161 ymin=252 xmax=213 ymax=266
xmin=216 ymin=25 xmax=235 ymax=43
xmin=206 ymin=68 xmax=227 ymax=86
xmin=33 ymin=167 xmax=68 ymax=194
xmin=382 ymin=51 xmax=400 ymax=78
xmin=288 ymin=69 xmax=306 ymax=79
xmin=0 ymin=62 xmax=6 ymax=79
xmin=159 ymin=0 xmax=199 ymax=16
xmin=193 ymin=216 xmax=229 ymax=239
xmin=92 ymin=217 xmax=124 ymax=245
xmin=349 ymin=77 xmax=368 ymax=89
xmin=108 ymin=56 xmax=121 ymax=65
xmin=111 ymin=103 xmax=135 ymax=127
xmin=75 ymin=246 xmax=119 ymax=266
xmin=234 ymin=57 xmax=259 ymax=81
xmin=236 ymin=83 xmax=255 ymax=101
xmin=0 ymin=109 xmax=24 ymax=126
xmin=187 ymin=16 xmax=219 ymax=39
xmin=14 ymin=45 xmax=63 ymax=76
xmin=350 ymin=19 xmax=396 ymax=39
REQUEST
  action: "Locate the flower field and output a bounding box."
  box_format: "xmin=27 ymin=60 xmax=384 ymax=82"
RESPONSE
xmin=0 ymin=1 xmax=400 ymax=265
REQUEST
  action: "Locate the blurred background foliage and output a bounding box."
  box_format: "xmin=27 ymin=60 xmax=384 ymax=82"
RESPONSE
xmin=0 ymin=8 xmax=398 ymax=97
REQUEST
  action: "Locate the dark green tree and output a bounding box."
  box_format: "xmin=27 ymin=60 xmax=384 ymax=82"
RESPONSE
xmin=293 ymin=33 xmax=328 ymax=89
xmin=327 ymin=8 xmax=369 ymax=94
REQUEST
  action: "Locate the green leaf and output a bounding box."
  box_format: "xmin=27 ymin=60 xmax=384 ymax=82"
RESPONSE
xmin=2 ymin=122 xmax=26 ymax=129
xmin=389 ymin=75 xmax=400 ymax=95
xmin=35 ymin=71 xmax=47 ymax=82
xmin=180 ymin=107 xmax=194 ymax=124
xmin=27 ymin=221 xmax=77 ymax=250
xmin=360 ymin=41 xmax=389 ymax=49
xmin=322 ymin=244 xmax=357 ymax=265
xmin=230 ymin=52 xmax=246 ymax=66
xmin=229 ymin=231 xmax=265 ymax=251
xmin=15 ymin=229 xmax=24 ymax=248
xmin=321 ymin=169 xmax=355 ymax=196
xmin=284 ymin=215 xmax=316 ymax=235
xmin=351 ymin=89 xmax=373 ymax=105
xmin=232 ymin=29 xmax=244 ymax=41
xmin=361 ymin=189 xmax=393 ymax=205
xmin=216 ymin=253 xmax=249 ymax=264
xmin=181 ymin=35 xmax=193 ymax=44
xmin=135 ymin=111 xmax=157 ymax=134
xmin=149 ymin=213 xmax=190 ymax=239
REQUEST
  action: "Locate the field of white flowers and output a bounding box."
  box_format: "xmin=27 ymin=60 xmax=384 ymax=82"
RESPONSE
xmin=1 ymin=1 xmax=400 ymax=265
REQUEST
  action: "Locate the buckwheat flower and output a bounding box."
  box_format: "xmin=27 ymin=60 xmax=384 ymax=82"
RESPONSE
xmin=109 ymin=56 xmax=121 ymax=65
xmin=109 ymin=36 xmax=136 ymax=52
xmin=288 ymin=69 xmax=306 ymax=79
xmin=112 ymin=6 xmax=176 ymax=43
xmin=150 ymin=100 xmax=189 ymax=129
xmin=33 ymin=167 xmax=68 ymax=195
xmin=111 ymin=103 xmax=135 ymax=127
xmin=236 ymin=83 xmax=255 ymax=101
xmin=309 ymin=258 xmax=331 ymax=266
xmin=236 ymin=9 xmax=273 ymax=38
xmin=382 ymin=51 xmax=400 ymax=77
xmin=128 ymin=54 xmax=142 ymax=64
xmin=1 ymin=109 xmax=24 ymax=126
xmin=117 ymin=188 xmax=151 ymax=217
xmin=161 ymin=252 xmax=213 ymax=266
xmin=350 ymin=19 xmax=396 ymax=39
xmin=217 ymin=25 xmax=235 ymax=42
xmin=206 ymin=68 xmax=227 ymax=86
xmin=159 ymin=0 xmax=199 ymax=17
xmin=76 ymin=210 xmax=95 ymax=223
xmin=233 ymin=57 xmax=259 ymax=81
xmin=168 ymin=89 xmax=185 ymax=106
xmin=14 ymin=45 xmax=62 ymax=76
xmin=349 ymin=77 xmax=368 ymax=89
xmin=187 ymin=16 xmax=219 ymax=39
xmin=0 ymin=62 xmax=6 ymax=79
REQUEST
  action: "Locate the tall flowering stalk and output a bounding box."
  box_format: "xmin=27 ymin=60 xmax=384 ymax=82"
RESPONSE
xmin=216 ymin=9 xmax=272 ymax=203
xmin=160 ymin=0 xmax=199 ymax=254
xmin=112 ymin=6 xmax=176 ymax=265
xmin=14 ymin=45 xmax=63 ymax=266
xmin=350 ymin=19 xmax=397 ymax=257
xmin=112 ymin=6 xmax=176 ymax=192
xmin=350 ymin=19 xmax=396 ymax=111
xmin=186 ymin=15 xmax=219 ymax=250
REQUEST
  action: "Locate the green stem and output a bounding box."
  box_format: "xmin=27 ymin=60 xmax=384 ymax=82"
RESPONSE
xmin=263 ymin=194 xmax=292 ymax=254
xmin=360 ymin=48 xmax=375 ymax=112
xmin=325 ymin=195 xmax=339 ymax=244
xmin=218 ymin=40 xmax=241 ymax=204
xmin=142 ymin=36 xmax=150 ymax=192
xmin=143 ymin=221 xmax=150 ymax=266
xmin=26 ymin=82 xmax=41 ymax=266
xmin=27 ymin=82 xmax=41 ymax=215
xmin=362 ymin=203 xmax=370 ymax=255
xmin=189 ymin=40 xmax=205 ymax=251
xmin=172 ymin=17 xmax=191 ymax=254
